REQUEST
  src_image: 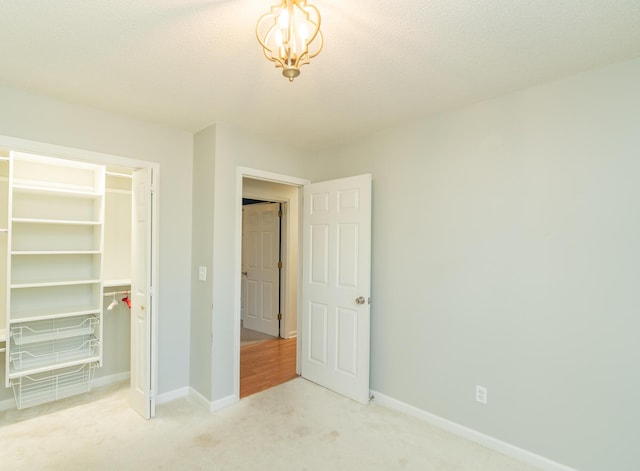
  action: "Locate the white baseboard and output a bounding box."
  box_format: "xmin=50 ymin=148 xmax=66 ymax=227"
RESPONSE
xmin=157 ymin=386 xmax=190 ymax=405
xmin=285 ymin=330 xmax=297 ymax=339
xmin=370 ymin=390 xmax=577 ymax=471
xmin=187 ymin=387 xmax=238 ymax=412
xmin=210 ymin=394 xmax=237 ymax=412
xmin=188 ymin=387 xmax=212 ymax=410
xmin=97 ymin=380 xmax=226 ymax=409
xmin=93 ymin=371 xmax=130 ymax=389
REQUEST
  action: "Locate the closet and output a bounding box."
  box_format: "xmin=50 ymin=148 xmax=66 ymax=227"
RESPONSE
xmin=0 ymin=150 xmax=133 ymax=410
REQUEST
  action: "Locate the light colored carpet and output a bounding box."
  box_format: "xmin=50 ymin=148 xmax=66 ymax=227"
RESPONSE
xmin=240 ymin=326 xmax=277 ymax=347
xmin=0 ymin=378 xmax=539 ymax=471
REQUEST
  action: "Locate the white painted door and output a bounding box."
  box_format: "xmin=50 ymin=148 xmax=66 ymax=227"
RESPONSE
xmin=242 ymin=202 xmax=280 ymax=337
xmin=301 ymin=174 xmax=372 ymax=404
xmin=130 ymin=167 xmax=153 ymax=419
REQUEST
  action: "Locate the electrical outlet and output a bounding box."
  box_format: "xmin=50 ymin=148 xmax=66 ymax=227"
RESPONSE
xmin=475 ymin=385 xmax=488 ymax=404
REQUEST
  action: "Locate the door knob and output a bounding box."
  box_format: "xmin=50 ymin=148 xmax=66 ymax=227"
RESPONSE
xmin=355 ymin=296 xmax=366 ymax=305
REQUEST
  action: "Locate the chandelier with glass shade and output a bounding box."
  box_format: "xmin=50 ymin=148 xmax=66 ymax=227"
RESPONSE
xmin=256 ymin=0 xmax=324 ymax=82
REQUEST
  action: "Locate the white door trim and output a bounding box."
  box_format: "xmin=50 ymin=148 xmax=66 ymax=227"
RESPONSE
xmin=234 ymin=167 xmax=310 ymax=399
xmin=0 ymin=133 xmax=159 ymax=417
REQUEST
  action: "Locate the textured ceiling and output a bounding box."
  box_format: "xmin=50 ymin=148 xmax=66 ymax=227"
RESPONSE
xmin=1 ymin=0 xmax=640 ymax=150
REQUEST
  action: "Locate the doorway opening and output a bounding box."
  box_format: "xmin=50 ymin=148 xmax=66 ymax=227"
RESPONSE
xmin=241 ymin=199 xmax=282 ymax=340
xmin=238 ymin=175 xmax=303 ymax=398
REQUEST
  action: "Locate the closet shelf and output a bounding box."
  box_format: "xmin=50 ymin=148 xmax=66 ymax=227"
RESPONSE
xmin=11 ymin=316 xmax=99 ymax=346
xmin=12 ymin=218 xmax=101 ymax=226
xmin=10 ymin=278 xmax=101 ymax=289
xmin=103 ymin=279 xmax=131 ymax=288
xmin=9 ymin=305 xmax=101 ymax=323
xmin=12 ymin=183 xmax=102 ymax=198
xmin=11 ymin=363 xmax=97 ymax=410
xmin=9 ymin=335 xmax=100 ymax=378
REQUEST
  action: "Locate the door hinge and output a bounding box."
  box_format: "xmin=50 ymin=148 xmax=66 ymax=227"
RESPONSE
xmin=277 ymin=261 xmax=283 ymax=269
xmin=277 ymin=313 xmax=282 ymax=320
xmin=278 ymin=210 xmax=283 ymax=218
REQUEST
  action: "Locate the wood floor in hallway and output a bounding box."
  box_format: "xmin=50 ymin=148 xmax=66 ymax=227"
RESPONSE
xmin=240 ymin=337 xmax=298 ymax=398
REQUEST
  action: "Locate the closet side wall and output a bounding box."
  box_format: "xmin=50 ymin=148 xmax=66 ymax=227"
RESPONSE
xmin=97 ymin=173 xmax=133 ymax=383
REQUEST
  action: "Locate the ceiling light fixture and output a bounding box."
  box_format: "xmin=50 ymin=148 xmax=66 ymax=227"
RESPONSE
xmin=256 ymin=0 xmax=323 ymax=82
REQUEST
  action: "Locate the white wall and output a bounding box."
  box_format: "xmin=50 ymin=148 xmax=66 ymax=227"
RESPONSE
xmin=190 ymin=127 xmax=216 ymax=399
xmin=312 ymin=57 xmax=640 ymax=471
xmin=0 ymin=84 xmax=194 ymax=396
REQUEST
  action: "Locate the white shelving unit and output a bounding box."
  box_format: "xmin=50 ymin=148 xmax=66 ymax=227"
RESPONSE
xmin=5 ymin=152 xmax=105 ymax=408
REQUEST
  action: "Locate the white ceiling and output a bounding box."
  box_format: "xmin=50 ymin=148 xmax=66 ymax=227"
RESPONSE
xmin=1 ymin=0 xmax=639 ymax=151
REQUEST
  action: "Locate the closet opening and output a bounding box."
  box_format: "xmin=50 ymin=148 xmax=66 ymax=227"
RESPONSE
xmin=0 ymin=140 xmax=158 ymax=420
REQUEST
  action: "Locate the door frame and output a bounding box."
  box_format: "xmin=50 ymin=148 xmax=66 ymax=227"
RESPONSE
xmin=0 ymin=134 xmax=159 ymax=416
xmin=234 ymin=167 xmax=309 ymax=398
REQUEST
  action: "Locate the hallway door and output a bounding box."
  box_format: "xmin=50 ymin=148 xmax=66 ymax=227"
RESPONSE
xmin=242 ymin=202 xmax=280 ymax=337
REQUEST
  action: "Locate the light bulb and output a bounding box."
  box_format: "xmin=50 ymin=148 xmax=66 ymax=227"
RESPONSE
xmin=277 ymin=9 xmax=289 ymax=28
xmin=298 ymin=23 xmax=309 ymax=41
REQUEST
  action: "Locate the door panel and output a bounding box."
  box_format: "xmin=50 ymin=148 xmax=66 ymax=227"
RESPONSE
xmin=336 ymin=307 xmax=358 ymax=376
xmin=301 ymin=174 xmax=371 ymax=404
xmin=308 ymin=302 xmax=328 ymax=364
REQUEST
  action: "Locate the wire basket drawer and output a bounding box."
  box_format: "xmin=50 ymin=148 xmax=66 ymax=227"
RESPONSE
xmin=10 ymin=363 xmax=97 ymax=409
xmin=9 ymin=335 xmax=100 ymax=374
xmin=11 ymin=315 xmax=99 ymax=346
